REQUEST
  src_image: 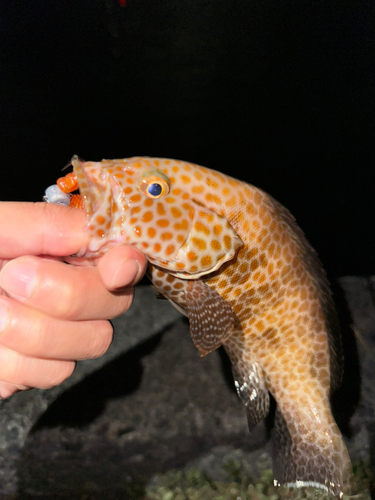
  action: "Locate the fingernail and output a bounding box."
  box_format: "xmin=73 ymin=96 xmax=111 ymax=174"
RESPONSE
xmin=111 ymin=259 xmax=143 ymax=289
xmin=0 ymin=300 xmax=10 ymax=332
xmin=0 ymin=259 xmax=38 ymax=299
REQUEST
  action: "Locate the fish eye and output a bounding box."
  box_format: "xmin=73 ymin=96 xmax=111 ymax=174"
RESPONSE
xmin=147 ymin=182 xmax=163 ymax=197
xmin=139 ymin=171 xmax=171 ymax=199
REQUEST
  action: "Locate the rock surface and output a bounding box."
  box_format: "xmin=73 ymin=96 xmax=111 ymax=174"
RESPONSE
xmin=0 ymin=286 xmax=181 ymax=497
xmin=0 ymin=279 xmax=374 ymax=498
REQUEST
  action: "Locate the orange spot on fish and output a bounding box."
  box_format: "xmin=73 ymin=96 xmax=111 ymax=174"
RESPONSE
xmin=157 ymin=203 xmax=166 ymax=216
xmin=201 ymin=255 xmax=212 ymax=267
xmin=187 ymin=251 xmax=197 ymax=261
xmin=157 ymin=219 xmax=169 ymax=227
xmin=142 ymin=212 xmax=153 ymax=222
xmin=148 ymin=227 xmax=156 ymax=238
xmin=223 ymin=235 xmax=232 ymax=250
xmin=194 ymin=221 xmax=210 ymax=235
xmin=171 ymin=207 xmax=182 ymax=218
xmin=165 ymin=244 xmax=175 ymax=256
xmin=174 ymin=220 xmax=188 ymax=230
xmin=96 ymin=215 xmax=106 ymax=225
xmin=202 ymin=213 xmax=214 ymax=223
xmin=211 ymin=240 xmax=221 ymax=251
xmin=130 ymin=194 xmax=141 ymax=203
xmin=205 ymin=193 xmax=221 ymax=204
xmin=206 ymin=178 xmax=219 ymax=189
xmin=191 ymin=237 xmax=206 ymax=250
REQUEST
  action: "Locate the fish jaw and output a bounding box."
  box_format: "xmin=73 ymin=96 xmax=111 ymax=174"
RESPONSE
xmin=72 ymin=156 xmax=133 ymax=256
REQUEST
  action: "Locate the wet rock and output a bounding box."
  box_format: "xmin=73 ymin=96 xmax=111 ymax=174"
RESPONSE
xmin=0 ymin=279 xmax=374 ymax=497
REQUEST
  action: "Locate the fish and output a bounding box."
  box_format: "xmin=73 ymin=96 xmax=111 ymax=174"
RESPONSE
xmin=49 ymin=155 xmax=353 ymax=497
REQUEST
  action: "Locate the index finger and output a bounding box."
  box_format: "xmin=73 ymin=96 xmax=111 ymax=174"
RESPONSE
xmin=0 ymin=202 xmax=88 ymax=258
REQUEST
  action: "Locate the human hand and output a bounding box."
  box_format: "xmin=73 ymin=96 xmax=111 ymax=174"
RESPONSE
xmin=0 ymin=202 xmax=147 ymax=399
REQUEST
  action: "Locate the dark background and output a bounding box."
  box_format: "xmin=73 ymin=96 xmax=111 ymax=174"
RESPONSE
xmin=1 ymin=0 xmax=375 ymax=278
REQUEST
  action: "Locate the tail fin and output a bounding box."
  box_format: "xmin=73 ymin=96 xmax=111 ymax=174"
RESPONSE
xmin=272 ymin=406 xmax=352 ymax=498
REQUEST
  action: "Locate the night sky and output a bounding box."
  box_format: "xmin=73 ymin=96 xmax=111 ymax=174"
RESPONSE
xmin=1 ymin=0 xmax=375 ymax=277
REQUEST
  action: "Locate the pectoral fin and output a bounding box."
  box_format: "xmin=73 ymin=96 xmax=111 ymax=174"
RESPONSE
xmin=232 ymin=363 xmax=270 ymax=432
xmin=185 ymin=280 xmax=237 ymax=356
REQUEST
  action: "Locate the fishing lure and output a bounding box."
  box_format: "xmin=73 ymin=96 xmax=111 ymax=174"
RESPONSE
xmin=45 ymin=156 xmax=353 ymax=497
xmin=44 ymin=172 xmax=83 ymax=209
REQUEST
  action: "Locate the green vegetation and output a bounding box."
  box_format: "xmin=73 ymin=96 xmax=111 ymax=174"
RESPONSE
xmin=145 ymin=459 xmax=371 ymax=500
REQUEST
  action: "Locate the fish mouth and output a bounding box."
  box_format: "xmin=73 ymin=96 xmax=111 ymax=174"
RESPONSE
xmin=71 ymin=155 xmax=130 ymax=255
xmin=71 ymin=155 xmax=110 ymax=217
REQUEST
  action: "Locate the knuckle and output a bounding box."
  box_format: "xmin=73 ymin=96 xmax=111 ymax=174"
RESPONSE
xmin=54 ymin=280 xmax=80 ymax=318
xmin=23 ymin=316 xmax=46 ymax=354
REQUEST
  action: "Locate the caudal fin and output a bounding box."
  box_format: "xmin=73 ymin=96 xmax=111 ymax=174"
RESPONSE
xmin=272 ymin=407 xmax=352 ymax=498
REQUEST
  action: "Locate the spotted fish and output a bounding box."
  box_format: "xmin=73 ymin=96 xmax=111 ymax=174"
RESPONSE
xmin=51 ymin=155 xmax=353 ymax=497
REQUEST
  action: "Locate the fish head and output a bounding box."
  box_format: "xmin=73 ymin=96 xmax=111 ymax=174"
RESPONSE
xmin=73 ymin=156 xmax=243 ymax=278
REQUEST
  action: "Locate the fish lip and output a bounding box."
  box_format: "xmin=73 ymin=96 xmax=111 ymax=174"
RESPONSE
xmin=71 ymin=155 xmax=98 ymax=216
xmin=72 ymin=155 xmax=117 ymax=218
xmin=71 ymin=156 xmax=132 ymax=256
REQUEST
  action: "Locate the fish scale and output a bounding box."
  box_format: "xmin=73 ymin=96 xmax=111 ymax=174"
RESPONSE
xmin=49 ymin=155 xmax=352 ymax=498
